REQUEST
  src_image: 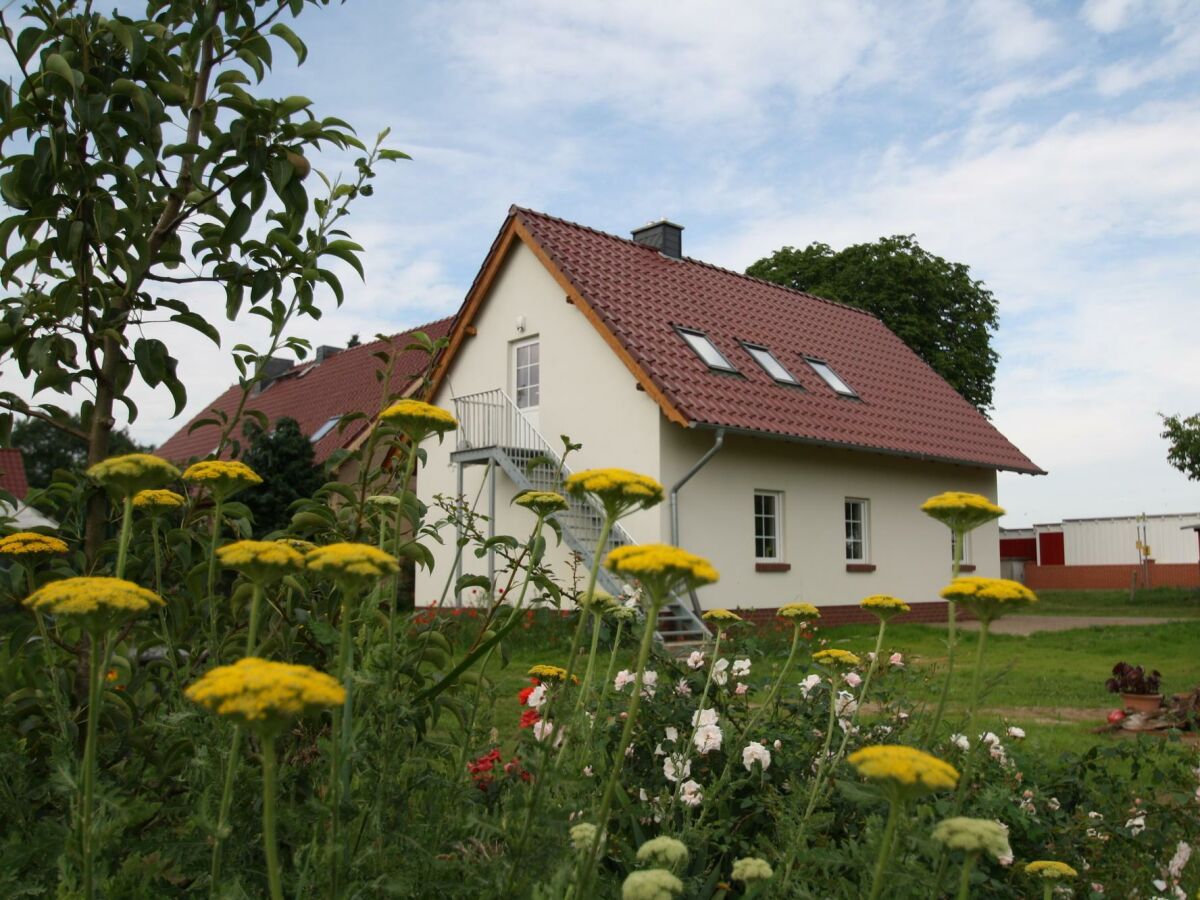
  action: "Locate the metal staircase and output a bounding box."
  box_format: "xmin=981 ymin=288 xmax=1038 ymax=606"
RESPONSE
xmin=450 ymin=389 xmax=710 ymax=645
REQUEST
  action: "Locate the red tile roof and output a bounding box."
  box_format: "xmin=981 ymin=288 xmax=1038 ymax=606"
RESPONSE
xmin=511 ymin=207 xmax=1042 ymax=474
xmin=0 ymin=449 xmax=29 ymax=499
xmin=157 ymin=318 xmax=454 ymax=464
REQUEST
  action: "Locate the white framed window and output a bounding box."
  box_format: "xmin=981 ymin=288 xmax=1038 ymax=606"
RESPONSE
xmin=805 ymin=357 xmax=858 ymax=397
xmin=845 ymin=498 xmax=869 ymax=561
xmin=743 ymin=343 xmax=799 ymax=384
xmin=754 ymin=491 xmax=784 ymax=561
xmin=679 ymin=328 xmax=737 ymax=372
xmin=310 ymin=415 xmax=340 ymax=443
xmin=951 ymin=531 xmax=972 ymax=564
xmin=512 ymin=338 xmax=540 ymax=409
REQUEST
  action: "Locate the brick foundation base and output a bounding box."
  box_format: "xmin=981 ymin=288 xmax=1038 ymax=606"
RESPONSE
xmin=732 ymin=600 xmax=962 ymax=628
xmin=1025 ymin=562 xmax=1200 ymax=591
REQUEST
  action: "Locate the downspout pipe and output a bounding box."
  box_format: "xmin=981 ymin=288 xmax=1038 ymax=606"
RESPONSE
xmin=669 ymin=427 xmax=725 ymax=616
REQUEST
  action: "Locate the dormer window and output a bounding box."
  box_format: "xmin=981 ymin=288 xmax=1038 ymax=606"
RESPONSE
xmin=742 ymin=343 xmax=799 ymax=385
xmin=805 ymin=358 xmax=858 ymax=397
xmin=678 ymin=328 xmax=737 ymax=372
xmin=311 ymin=415 xmax=340 ymax=443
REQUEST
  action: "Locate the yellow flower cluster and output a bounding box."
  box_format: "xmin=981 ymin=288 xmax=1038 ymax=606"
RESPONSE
xmin=132 ymin=489 xmax=186 ymax=512
xmin=306 ymin=542 xmax=399 ymax=584
xmin=25 ymin=576 xmax=164 ymax=622
xmin=183 ymin=460 xmax=262 ymax=500
xmin=920 ymin=491 xmax=1005 ymax=532
xmin=860 ymin=594 xmax=911 ymax=620
xmin=847 ymin=744 xmax=959 ymax=799
xmin=621 ymin=869 xmax=683 ymax=900
xmin=0 ymin=531 xmax=69 ymax=557
xmin=940 ymin=577 xmax=1037 ymax=624
xmin=730 ymin=857 xmax=774 ymax=883
xmin=185 ymin=657 xmax=344 ymax=730
xmin=379 ymin=399 xmax=458 ymax=436
xmin=514 ymin=490 xmax=569 ymax=516
xmin=813 ymin=648 xmax=861 ymax=668
xmin=778 ymin=603 xmax=820 ymax=622
xmin=275 ymin=537 xmax=317 ymax=554
xmin=87 ymin=453 xmax=180 ymax=497
xmin=702 ymin=608 xmax=742 ymax=623
xmin=528 ymin=664 xmax=571 ymax=681
xmin=217 ymin=540 xmax=306 ymax=583
xmin=578 ymin=588 xmax=615 ymax=611
xmin=606 ymin=544 xmax=718 ymax=598
xmin=1024 ymin=860 xmax=1077 ymax=879
xmin=564 ymin=468 xmax=664 ymax=516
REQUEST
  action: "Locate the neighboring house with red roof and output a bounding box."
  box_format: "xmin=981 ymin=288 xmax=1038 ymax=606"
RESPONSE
xmin=157 ymin=318 xmax=453 ymax=469
xmin=0 ymin=448 xmax=57 ymax=529
xmin=417 ymin=207 xmax=1042 ymax=626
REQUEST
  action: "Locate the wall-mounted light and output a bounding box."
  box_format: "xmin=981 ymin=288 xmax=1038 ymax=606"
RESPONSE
xmin=515 ymin=315 xmax=527 ymax=333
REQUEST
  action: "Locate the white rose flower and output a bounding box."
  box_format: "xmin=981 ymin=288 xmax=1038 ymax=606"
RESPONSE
xmin=694 ymin=724 xmax=723 ymax=755
xmin=675 ymin=678 xmax=692 ymax=697
xmin=686 ymin=651 xmax=706 ymax=670
xmin=614 ymin=669 xmax=635 ymax=691
xmin=799 ymin=674 xmax=822 ymax=698
xmin=679 ymin=780 xmax=703 ymax=807
xmin=951 ymin=733 xmax=970 ymax=751
xmin=664 ymin=726 xmax=678 ymax=743
xmin=731 ymin=658 xmax=751 ymax=678
xmin=641 ymin=670 xmax=658 ymax=698
xmin=663 ymin=754 xmax=691 ymax=783
xmin=525 ymin=683 xmax=548 ymax=709
xmin=712 ymin=658 xmax=730 ymax=686
xmin=742 ymin=741 xmax=771 ymax=772
xmin=844 ymin=671 xmax=863 ymax=688
xmin=692 ymin=707 xmax=719 ymax=728
xmin=1006 ymin=726 xmax=1026 ymax=739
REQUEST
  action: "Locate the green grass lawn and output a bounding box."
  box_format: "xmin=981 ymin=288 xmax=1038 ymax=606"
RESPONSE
xmin=1025 ymin=585 xmax=1200 ymax=618
xmin=467 ymin=601 xmax=1200 ymax=754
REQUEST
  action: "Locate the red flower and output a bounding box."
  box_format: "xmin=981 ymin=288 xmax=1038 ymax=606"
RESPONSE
xmin=519 ymin=709 xmax=541 ymax=729
xmin=517 ymin=677 xmax=541 ymax=707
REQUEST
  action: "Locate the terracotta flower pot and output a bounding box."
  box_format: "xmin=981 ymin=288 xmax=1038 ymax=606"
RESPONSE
xmin=1120 ymin=692 xmax=1162 ymax=714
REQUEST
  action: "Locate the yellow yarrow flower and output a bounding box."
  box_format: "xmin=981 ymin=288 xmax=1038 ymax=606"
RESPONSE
xmin=132 ymin=489 xmax=186 ymax=513
xmin=920 ymin=491 xmax=1004 ymax=534
xmin=379 ymin=399 xmax=458 ymax=438
xmin=185 ymin=657 xmax=344 ymax=733
xmin=703 ymin=608 xmax=742 ymax=623
xmin=24 ymin=576 xmax=163 ymax=627
xmin=564 ymin=468 xmax=664 ymax=519
xmin=514 ymin=490 xmax=569 ymax=517
xmin=217 ymin=540 xmax=306 ymax=584
xmin=622 ymin=869 xmax=684 ymax=900
xmin=778 ymin=602 xmax=820 ymax=622
xmin=730 ymin=857 xmax=774 ymax=882
xmin=0 ymin=531 xmax=69 ymax=557
xmin=275 ymin=537 xmax=317 ymax=555
xmin=306 ymin=542 xmax=399 ymax=585
xmin=528 ymin=664 xmax=571 ymax=681
xmin=847 ymin=744 xmax=959 ymax=800
xmin=940 ymin=577 xmax=1037 ymax=624
xmin=635 ymin=836 xmax=689 ymax=869
xmin=860 ymin=594 xmax=911 ymax=620
xmin=606 ymin=544 xmax=718 ymax=600
xmin=1024 ymin=860 xmax=1077 ymax=879
xmin=813 ymin=648 xmax=861 ymax=668
xmin=87 ymin=453 xmax=180 ymax=497
xmin=182 ymin=459 xmax=262 ymax=500
xmin=578 ymin=587 xmax=615 ymax=611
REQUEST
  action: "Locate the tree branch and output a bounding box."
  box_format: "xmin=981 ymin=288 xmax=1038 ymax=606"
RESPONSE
xmin=0 ymin=399 xmax=89 ymax=441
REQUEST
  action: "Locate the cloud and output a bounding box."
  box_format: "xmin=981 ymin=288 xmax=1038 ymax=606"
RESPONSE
xmin=1094 ymin=6 xmax=1200 ymax=95
xmin=1081 ymin=0 xmax=1143 ymax=33
xmin=967 ymin=0 xmax=1060 ymax=63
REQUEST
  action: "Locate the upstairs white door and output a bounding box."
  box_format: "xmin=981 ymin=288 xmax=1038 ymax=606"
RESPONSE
xmin=512 ymin=337 xmax=540 ymax=435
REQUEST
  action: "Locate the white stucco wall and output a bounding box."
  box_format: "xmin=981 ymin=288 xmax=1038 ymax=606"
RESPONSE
xmin=660 ymin=425 xmax=1001 ymax=609
xmin=416 ymin=240 xmax=664 ymax=607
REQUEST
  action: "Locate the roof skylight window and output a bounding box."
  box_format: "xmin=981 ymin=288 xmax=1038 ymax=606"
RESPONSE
xmin=743 ymin=343 xmax=799 ymax=385
xmin=678 ymin=328 xmax=737 ymax=372
xmin=310 ymin=415 xmax=340 ymax=443
xmin=805 ymin=358 xmax=858 ymax=397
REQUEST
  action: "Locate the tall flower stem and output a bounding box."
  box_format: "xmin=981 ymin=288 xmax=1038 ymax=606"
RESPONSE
xmin=570 ymin=512 xmax=617 ymax=711
xmin=80 ymin=627 xmax=110 ymax=900
xmin=329 ymin=587 xmax=355 ymax=895
xmin=115 ymin=495 xmax=134 ymax=579
xmin=150 ymin=517 xmax=177 ymax=678
xmin=261 ymin=733 xmax=283 ymax=900
xmin=574 ymin=593 xmax=665 ymax=898
xmin=27 ymin=569 xmax=71 ymax=744
xmin=586 ymin=617 xmax=627 ymax=754
xmin=205 ymin=497 xmax=224 ymax=653
xmin=210 ymin=581 xmax=267 ymax=892
xmin=926 ymin=526 xmax=964 ymax=745
xmin=866 ymin=799 xmax=903 ymax=900
xmin=956 ymin=850 xmax=979 ymax=900
xmin=779 ymin=671 xmax=841 ymax=891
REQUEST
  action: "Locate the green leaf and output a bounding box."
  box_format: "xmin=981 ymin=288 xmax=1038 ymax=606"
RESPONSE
xmin=169 ymin=311 xmax=221 ymax=346
xmin=321 ymin=239 xmax=364 ymax=279
xmin=378 ymin=148 xmax=411 ymax=162
xmin=270 ymin=23 xmax=308 ymax=64
xmin=43 ymin=53 xmax=74 ymax=86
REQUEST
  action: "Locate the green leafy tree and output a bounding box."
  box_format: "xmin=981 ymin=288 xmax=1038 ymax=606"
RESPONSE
xmin=0 ymin=0 xmax=408 ymax=561
xmin=746 ymin=235 xmax=1000 ymax=411
xmin=12 ymin=413 xmax=151 ymax=488
xmin=241 ymin=415 xmax=323 ymax=534
xmin=1160 ymin=413 xmax=1200 ymax=481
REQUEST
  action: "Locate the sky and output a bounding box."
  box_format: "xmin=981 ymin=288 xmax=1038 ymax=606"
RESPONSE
xmin=3 ymin=0 xmax=1199 ymax=527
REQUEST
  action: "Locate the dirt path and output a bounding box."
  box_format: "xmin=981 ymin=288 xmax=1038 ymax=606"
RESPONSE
xmin=954 ymin=615 xmax=1179 ymax=635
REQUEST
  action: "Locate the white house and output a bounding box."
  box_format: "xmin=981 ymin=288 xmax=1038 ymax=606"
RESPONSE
xmin=416 ymin=208 xmax=1042 ymax=631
